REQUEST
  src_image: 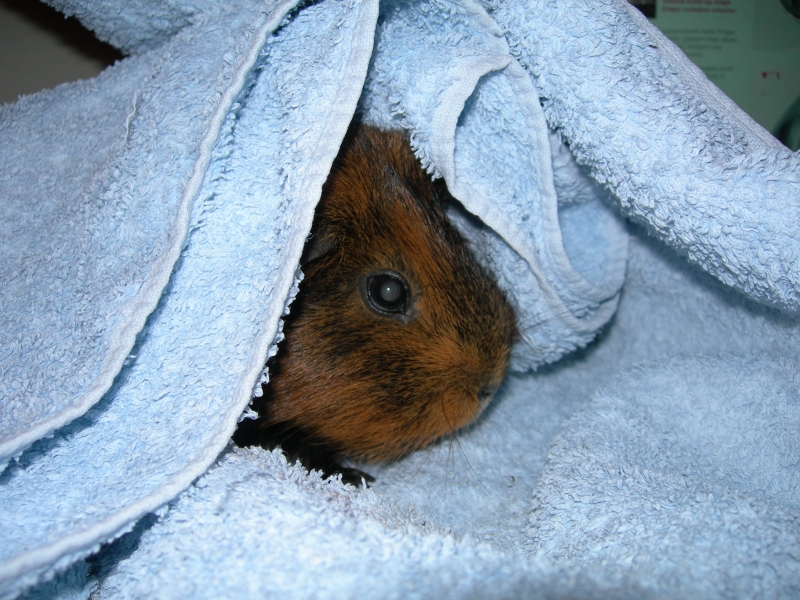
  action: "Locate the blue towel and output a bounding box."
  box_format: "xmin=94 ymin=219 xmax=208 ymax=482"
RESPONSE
xmin=1 ymin=0 xmax=379 ymax=593
xmin=1 ymin=0 xmax=798 ymax=598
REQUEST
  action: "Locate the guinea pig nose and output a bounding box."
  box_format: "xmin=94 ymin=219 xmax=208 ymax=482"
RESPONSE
xmin=477 ymin=383 xmax=499 ymax=406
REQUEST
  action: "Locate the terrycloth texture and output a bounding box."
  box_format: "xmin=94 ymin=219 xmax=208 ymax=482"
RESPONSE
xmin=1 ymin=0 xmax=799 ymax=598
xmin=485 ymin=0 xmax=800 ymax=312
xmin=1 ymin=0 xmax=379 ymax=595
xmin=86 ymin=448 xmax=631 ymax=600
xmin=529 ymin=355 xmax=800 ymax=599
xmin=0 ymin=0 xmax=303 ymax=466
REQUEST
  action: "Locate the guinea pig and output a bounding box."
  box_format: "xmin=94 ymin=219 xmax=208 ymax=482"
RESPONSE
xmin=233 ymin=122 xmax=517 ymax=484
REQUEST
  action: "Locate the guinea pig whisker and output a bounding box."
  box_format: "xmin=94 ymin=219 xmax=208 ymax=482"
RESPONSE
xmin=440 ymin=396 xmax=492 ymax=497
xmin=454 ymin=429 xmax=494 ymax=497
xmin=486 ymin=405 xmax=532 ymax=437
xmin=450 ymin=393 xmax=509 ymax=499
xmin=457 ymin=385 xmax=509 ymax=446
xmin=479 ymin=410 xmax=512 ymax=451
xmin=464 ymin=402 xmax=495 ymax=449
xmin=440 ymin=436 xmax=453 ymax=490
xmin=399 ymin=443 xmax=436 ymax=489
xmin=485 ymin=403 xmax=513 ymax=420
xmin=435 ymin=403 xmax=459 ymax=491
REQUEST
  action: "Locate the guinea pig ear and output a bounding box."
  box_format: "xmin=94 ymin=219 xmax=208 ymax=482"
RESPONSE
xmin=432 ymin=177 xmax=454 ymax=209
xmin=300 ymin=229 xmax=335 ymax=265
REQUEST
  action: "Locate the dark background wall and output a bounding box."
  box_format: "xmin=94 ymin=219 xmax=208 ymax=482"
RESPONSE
xmin=0 ymin=0 xmax=121 ymax=105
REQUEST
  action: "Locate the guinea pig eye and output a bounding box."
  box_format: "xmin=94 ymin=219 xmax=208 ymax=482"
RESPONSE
xmin=365 ymin=273 xmax=408 ymax=316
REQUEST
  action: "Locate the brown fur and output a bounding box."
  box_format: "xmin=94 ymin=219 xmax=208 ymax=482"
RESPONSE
xmin=234 ymin=122 xmax=517 ymax=480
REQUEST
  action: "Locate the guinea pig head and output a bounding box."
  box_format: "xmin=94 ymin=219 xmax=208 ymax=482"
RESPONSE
xmin=246 ymin=124 xmax=517 ymax=465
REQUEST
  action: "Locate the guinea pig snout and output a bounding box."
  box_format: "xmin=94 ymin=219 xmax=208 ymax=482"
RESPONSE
xmin=477 ymin=381 xmax=500 ymax=408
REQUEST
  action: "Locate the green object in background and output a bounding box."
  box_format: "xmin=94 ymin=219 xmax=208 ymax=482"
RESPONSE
xmin=629 ymin=0 xmax=800 ymax=147
xmin=775 ymin=94 xmax=800 ymax=149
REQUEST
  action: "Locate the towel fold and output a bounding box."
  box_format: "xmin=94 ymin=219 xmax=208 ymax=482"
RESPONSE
xmin=0 ymin=0 xmax=379 ymax=595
